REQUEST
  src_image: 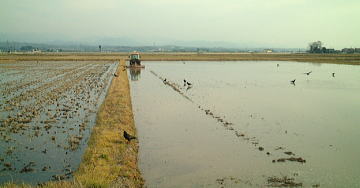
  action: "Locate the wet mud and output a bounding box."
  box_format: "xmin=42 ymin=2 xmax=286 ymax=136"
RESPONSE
xmin=0 ymin=61 xmax=118 ymax=184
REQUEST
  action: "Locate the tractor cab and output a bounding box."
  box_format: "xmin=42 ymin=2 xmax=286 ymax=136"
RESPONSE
xmin=129 ymin=52 xmax=141 ymax=66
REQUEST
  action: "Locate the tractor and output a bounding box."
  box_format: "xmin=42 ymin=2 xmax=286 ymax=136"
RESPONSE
xmin=129 ymin=52 xmax=141 ymax=66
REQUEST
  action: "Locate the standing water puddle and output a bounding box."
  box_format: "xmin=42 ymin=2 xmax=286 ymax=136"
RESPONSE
xmin=130 ymin=61 xmax=360 ymax=187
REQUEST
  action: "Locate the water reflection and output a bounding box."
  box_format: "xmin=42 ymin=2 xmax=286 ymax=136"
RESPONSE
xmin=130 ymin=68 xmax=142 ymax=81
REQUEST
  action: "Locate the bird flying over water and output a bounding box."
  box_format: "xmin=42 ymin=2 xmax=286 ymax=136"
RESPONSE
xmin=304 ymin=71 xmax=312 ymax=75
xmin=290 ymin=79 xmax=296 ymax=85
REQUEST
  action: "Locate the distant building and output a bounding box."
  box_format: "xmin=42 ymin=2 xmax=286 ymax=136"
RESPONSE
xmin=342 ymin=48 xmax=355 ymax=54
xmin=32 ymin=48 xmax=42 ymax=53
xmin=325 ymin=48 xmax=335 ymax=53
xmin=264 ymin=49 xmax=273 ymax=53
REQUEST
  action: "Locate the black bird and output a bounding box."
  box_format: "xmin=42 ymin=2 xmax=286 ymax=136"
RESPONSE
xmin=304 ymin=71 xmax=312 ymax=75
xmin=290 ymin=79 xmax=296 ymax=85
xmin=186 ymin=81 xmax=192 ymax=86
xmin=113 ymin=73 xmax=119 ymax=77
xmin=183 ymin=79 xmax=187 ymax=86
xmin=332 ymin=72 xmax=335 ymax=77
xmin=163 ymin=78 xmax=167 ymax=84
xmin=123 ymin=131 xmax=136 ymax=142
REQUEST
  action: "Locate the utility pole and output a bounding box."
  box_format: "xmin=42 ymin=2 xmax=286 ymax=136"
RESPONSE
xmin=6 ymin=40 xmax=9 ymax=53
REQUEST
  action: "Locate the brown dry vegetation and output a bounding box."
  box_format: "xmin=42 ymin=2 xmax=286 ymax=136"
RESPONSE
xmin=141 ymin=53 xmax=360 ymax=65
xmin=1 ymin=52 xmax=360 ymax=65
xmin=1 ymin=60 xmax=143 ymax=188
xmin=74 ymin=59 xmax=143 ymax=187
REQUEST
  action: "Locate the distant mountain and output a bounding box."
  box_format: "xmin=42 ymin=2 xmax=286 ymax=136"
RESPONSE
xmin=0 ymin=32 xmax=306 ymax=52
xmin=0 ymin=32 xmax=256 ymax=48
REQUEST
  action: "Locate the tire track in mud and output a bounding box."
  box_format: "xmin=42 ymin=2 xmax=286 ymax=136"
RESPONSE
xmin=150 ymin=70 xmax=310 ymax=186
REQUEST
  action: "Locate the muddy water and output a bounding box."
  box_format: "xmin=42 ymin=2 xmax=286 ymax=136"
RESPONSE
xmin=129 ymin=61 xmax=360 ymax=187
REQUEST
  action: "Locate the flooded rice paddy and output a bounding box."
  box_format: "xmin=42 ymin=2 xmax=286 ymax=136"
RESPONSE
xmin=0 ymin=61 xmax=117 ymax=184
xmin=130 ymin=61 xmax=360 ymax=187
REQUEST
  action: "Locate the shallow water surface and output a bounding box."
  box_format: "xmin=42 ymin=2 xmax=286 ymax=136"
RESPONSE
xmin=130 ymin=61 xmax=360 ymax=187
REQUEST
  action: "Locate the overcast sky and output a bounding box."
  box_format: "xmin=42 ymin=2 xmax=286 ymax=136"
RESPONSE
xmin=1 ymin=0 xmax=359 ymax=48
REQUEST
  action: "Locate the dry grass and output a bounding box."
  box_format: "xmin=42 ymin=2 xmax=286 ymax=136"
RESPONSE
xmin=74 ymin=59 xmax=143 ymax=187
xmin=1 ymin=52 xmax=360 ymax=65
xmin=140 ymin=53 xmax=360 ymax=65
xmin=1 ymin=60 xmax=143 ymax=188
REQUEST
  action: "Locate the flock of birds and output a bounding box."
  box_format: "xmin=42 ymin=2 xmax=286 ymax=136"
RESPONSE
xmin=163 ymin=78 xmax=193 ymax=89
xmin=183 ymin=79 xmax=192 ymax=87
xmin=124 ymin=63 xmax=338 ymax=144
xmin=280 ymin=64 xmax=336 ymax=86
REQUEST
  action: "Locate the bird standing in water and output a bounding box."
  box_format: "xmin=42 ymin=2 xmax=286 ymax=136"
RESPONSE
xmin=332 ymin=73 xmax=335 ymax=77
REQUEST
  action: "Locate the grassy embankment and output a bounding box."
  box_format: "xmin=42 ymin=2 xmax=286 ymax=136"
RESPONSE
xmin=1 ymin=60 xmax=143 ymax=188
xmin=73 ymin=59 xmax=143 ymax=187
xmin=1 ymin=52 xmax=360 ymax=65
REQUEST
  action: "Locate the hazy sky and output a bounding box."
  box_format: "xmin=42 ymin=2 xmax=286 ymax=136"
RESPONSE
xmin=1 ymin=0 xmax=359 ymax=48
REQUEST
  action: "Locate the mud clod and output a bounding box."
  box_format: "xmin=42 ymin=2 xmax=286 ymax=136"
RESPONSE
xmin=275 ymin=157 xmax=306 ymax=163
xmin=267 ymin=176 xmax=302 ymax=187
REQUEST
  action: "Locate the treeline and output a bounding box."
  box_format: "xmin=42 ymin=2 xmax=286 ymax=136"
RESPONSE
xmin=308 ymin=41 xmax=360 ymax=54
